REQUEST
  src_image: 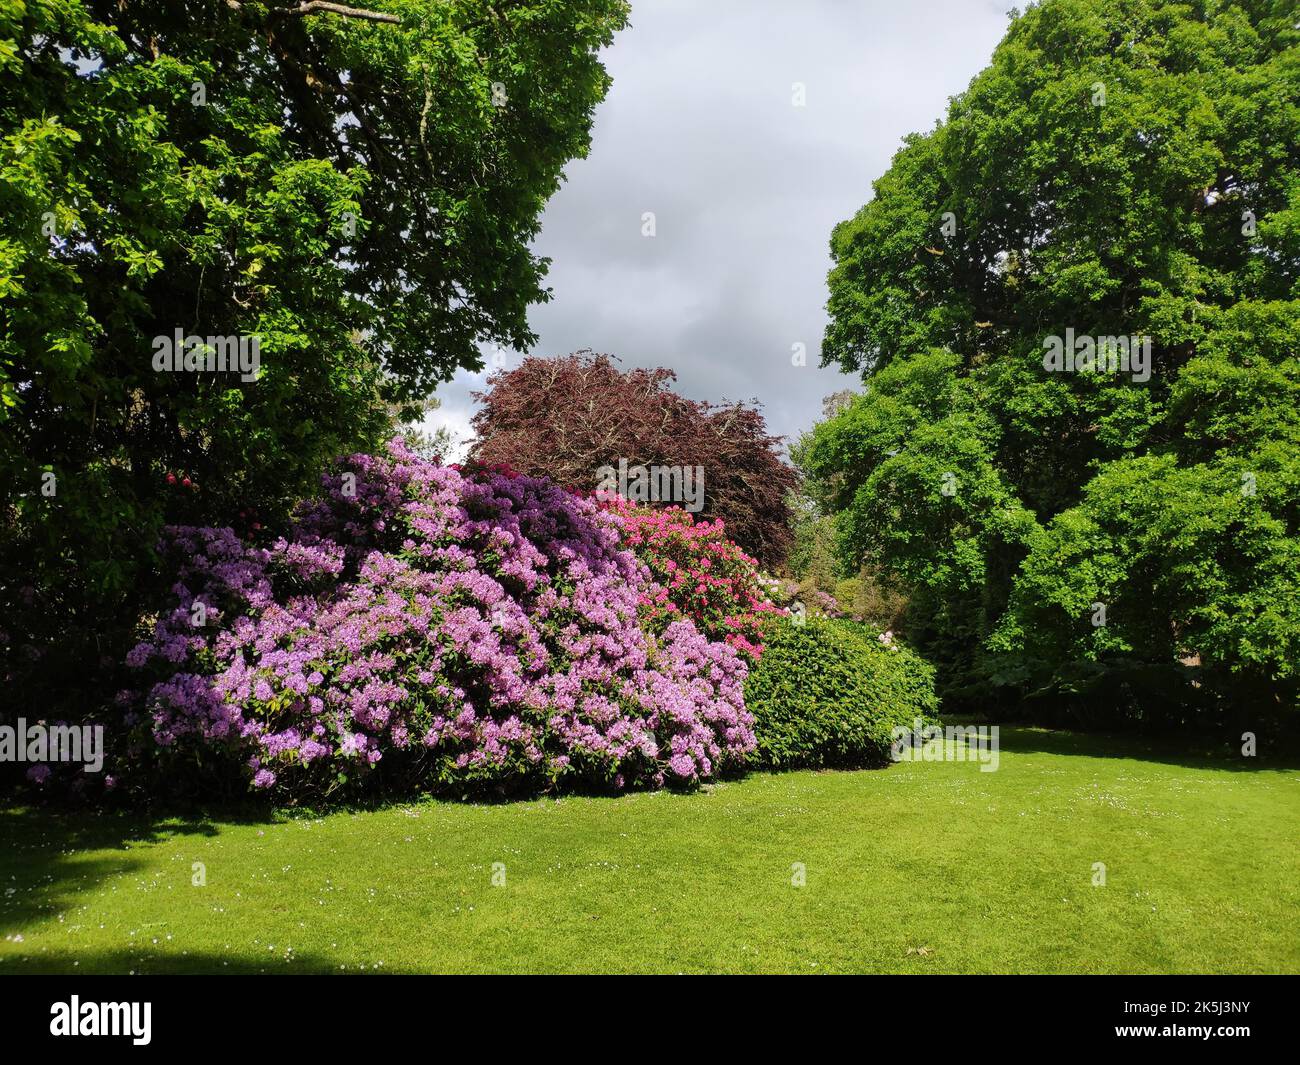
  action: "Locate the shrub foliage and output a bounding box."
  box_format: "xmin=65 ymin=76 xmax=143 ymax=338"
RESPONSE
xmin=120 ymin=440 xmax=755 ymax=801
xmin=744 ymin=617 xmax=938 ymax=769
xmin=610 ymin=501 xmax=783 ymax=661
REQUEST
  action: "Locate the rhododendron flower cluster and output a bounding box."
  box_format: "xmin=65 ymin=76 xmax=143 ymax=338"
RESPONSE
xmin=605 ymin=500 xmax=784 ymax=660
xmin=123 ymin=440 xmax=755 ymax=798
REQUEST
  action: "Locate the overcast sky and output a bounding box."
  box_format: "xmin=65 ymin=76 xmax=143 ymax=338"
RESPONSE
xmin=429 ymin=0 xmax=1014 ymax=459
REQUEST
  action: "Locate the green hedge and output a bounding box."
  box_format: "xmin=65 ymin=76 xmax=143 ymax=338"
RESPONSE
xmin=745 ymin=617 xmax=938 ymax=769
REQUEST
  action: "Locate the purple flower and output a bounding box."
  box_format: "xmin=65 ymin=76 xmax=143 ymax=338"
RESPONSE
xmin=124 ymin=438 xmax=758 ymax=798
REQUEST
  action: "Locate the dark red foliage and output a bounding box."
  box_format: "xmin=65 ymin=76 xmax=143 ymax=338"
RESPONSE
xmin=470 ymin=351 xmax=798 ymax=567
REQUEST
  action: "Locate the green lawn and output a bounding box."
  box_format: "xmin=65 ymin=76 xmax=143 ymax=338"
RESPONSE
xmin=2 ymin=725 xmax=1297 ymax=974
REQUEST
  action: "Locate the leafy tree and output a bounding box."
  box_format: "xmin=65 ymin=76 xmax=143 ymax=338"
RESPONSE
xmin=786 ymin=493 xmax=841 ymax=590
xmin=806 ymin=0 xmax=1299 ymax=722
xmin=470 ymin=351 xmax=799 ymax=567
xmin=989 ymin=304 xmax=1300 ymax=722
xmin=787 ymin=390 xmax=858 ymax=587
xmin=389 ymin=395 xmax=454 ymax=460
xmin=0 ymin=0 xmax=628 ymax=711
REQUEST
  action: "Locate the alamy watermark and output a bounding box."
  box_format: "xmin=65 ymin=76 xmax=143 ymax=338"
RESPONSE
xmin=595 ymin=459 xmax=704 ymax=513
xmin=50 ymin=997 xmax=151 ymax=1045
xmin=1 ymin=718 xmax=104 ymax=773
xmin=152 ymin=329 xmax=260 ymax=382
xmin=890 ymin=718 xmax=1000 ymax=772
xmin=1042 ymin=328 xmax=1151 ymax=383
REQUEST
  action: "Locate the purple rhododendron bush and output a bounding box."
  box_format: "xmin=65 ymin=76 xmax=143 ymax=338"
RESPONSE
xmin=119 ymin=439 xmax=755 ymax=802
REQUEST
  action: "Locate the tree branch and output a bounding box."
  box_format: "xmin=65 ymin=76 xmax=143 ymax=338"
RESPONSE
xmin=271 ymin=2 xmax=401 ymax=24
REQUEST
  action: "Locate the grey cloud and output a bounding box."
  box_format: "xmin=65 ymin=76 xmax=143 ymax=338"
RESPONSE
xmin=428 ymin=0 xmax=1011 ymax=458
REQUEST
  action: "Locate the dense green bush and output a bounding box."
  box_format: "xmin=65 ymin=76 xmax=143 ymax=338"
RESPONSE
xmin=744 ymin=617 xmax=938 ymax=769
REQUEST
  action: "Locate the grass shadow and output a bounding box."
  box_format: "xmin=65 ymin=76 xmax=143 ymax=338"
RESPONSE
xmin=960 ymin=720 xmax=1300 ymax=773
xmin=0 ymin=805 xmax=272 ymax=939
xmin=1 ymin=947 xmax=399 ymax=975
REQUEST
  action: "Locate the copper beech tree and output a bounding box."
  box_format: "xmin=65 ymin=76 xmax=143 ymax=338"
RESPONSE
xmin=470 ymin=352 xmax=798 ymax=567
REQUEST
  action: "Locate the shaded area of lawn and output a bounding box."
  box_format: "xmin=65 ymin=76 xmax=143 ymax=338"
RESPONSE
xmin=2 ymin=725 xmax=1298 ymax=974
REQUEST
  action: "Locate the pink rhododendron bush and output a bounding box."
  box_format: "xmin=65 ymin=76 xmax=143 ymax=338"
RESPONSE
xmin=606 ymin=501 xmax=783 ymax=661
xmin=121 ymin=440 xmax=755 ymax=801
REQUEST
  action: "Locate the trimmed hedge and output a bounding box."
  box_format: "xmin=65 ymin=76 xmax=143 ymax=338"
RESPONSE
xmin=745 ymin=617 xmax=938 ymax=769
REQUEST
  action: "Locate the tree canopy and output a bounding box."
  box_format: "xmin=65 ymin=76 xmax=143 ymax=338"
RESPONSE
xmin=470 ymin=351 xmax=799 ymax=567
xmin=804 ymin=0 xmax=1299 ymax=723
xmin=0 ymin=0 xmax=628 ymax=708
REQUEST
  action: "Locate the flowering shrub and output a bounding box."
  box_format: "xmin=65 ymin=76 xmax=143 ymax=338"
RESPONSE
xmin=607 ymin=501 xmax=784 ymax=661
xmin=123 ymin=440 xmax=755 ymax=800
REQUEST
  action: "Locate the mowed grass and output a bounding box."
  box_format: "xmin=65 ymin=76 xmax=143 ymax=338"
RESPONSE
xmin=2 ymin=726 xmax=1297 ymax=974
